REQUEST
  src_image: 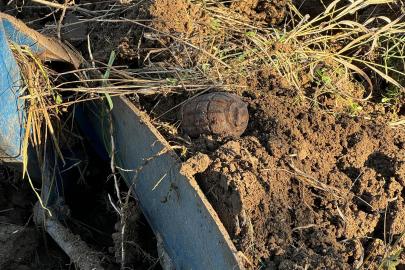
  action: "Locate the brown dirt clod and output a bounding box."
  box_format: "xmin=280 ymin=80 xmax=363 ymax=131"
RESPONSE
xmin=180 ymin=152 xmax=211 ymax=179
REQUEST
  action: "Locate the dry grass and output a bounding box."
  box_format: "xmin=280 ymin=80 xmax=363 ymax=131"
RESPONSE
xmin=195 ymin=0 xmax=405 ymax=112
xmin=48 ymin=0 xmax=403 ymax=123
xmin=9 ymin=42 xmax=63 ymax=215
xmin=10 ymin=0 xmax=405 ymax=220
xmin=17 ymin=0 xmax=405 ymax=122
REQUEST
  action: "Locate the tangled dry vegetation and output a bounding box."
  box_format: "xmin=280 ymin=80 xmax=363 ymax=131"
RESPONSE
xmin=50 ymin=0 xmax=405 ymax=122
xmin=18 ymin=0 xmax=405 ymax=127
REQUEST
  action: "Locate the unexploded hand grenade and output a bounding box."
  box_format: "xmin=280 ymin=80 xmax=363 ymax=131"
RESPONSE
xmin=178 ymin=92 xmax=249 ymax=138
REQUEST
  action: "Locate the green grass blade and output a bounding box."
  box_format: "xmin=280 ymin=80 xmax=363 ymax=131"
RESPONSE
xmin=103 ymin=51 xmax=115 ymax=110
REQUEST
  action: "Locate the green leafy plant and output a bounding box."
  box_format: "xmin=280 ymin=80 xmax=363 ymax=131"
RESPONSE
xmin=358 ymin=226 xmax=405 ymax=270
xmin=316 ymin=68 xmax=333 ymax=88
xmin=166 ymin=78 xmax=178 ymax=85
xmin=381 ymin=249 xmax=402 ymax=270
xmin=347 ymin=99 xmax=363 ymax=116
xmin=382 ymin=86 xmax=403 ymax=104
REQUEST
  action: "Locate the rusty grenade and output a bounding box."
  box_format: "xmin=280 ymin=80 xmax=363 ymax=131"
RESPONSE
xmin=178 ymin=92 xmax=249 ymax=138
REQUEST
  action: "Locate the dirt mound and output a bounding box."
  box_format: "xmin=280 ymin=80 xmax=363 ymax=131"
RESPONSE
xmin=191 ymin=93 xmax=405 ymax=269
xmin=86 ymin=0 xmax=210 ymax=65
xmin=106 ymin=1 xmax=405 ymax=267
xmin=230 ymin=0 xmax=288 ymax=25
xmin=148 ymin=0 xmax=209 ymax=37
xmin=73 ymin=0 xmax=405 ymax=268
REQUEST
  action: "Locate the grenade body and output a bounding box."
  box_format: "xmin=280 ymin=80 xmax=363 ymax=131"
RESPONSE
xmin=179 ymin=92 xmax=249 ymax=138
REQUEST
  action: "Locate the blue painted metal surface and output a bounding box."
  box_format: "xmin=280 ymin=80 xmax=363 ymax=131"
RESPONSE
xmin=0 ymin=19 xmax=24 ymax=161
xmin=1 ymin=13 xmax=81 ymax=68
xmin=1 ymin=14 xmax=244 ymax=269
xmin=2 ymin=20 xmax=44 ymax=54
xmin=0 ymin=16 xmax=76 ymax=207
xmin=74 ymin=104 xmax=110 ymax=163
xmin=77 ymin=97 xmax=245 ymax=270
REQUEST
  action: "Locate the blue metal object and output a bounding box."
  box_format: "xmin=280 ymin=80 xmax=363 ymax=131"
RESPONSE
xmin=2 ymin=20 xmax=44 ymax=54
xmin=1 ymin=13 xmax=245 ymax=269
xmin=1 ymin=13 xmax=81 ymax=68
xmin=74 ymin=103 xmax=110 ymax=164
xmin=0 ymin=15 xmax=76 ymax=208
xmin=78 ymin=97 xmax=245 ymax=270
xmin=0 ymin=18 xmax=24 ymax=162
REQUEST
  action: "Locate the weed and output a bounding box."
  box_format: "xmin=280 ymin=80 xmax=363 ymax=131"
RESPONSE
xmin=381 ymin=86 xmax=403 ymax=105
xmin=70 ymin=0 xmax=405 ymax=125
xmin=315 ymin=68 xmax=333 ymax=88
xmin=376 ymin=226 xmax=405 ymax=270
xmin=102 ymin=51 xmax=115 ymax=110
xmin=166 ymin=77 xmax=179 ymax=85
xmin=347 ymin=99 xmax=364 ymax=116
xmin=210 ymin=18 xmax=220 ymax=30
xmin=357 ymin=212 xmax=405 ymax=270
xmin=381 ymin=249 xmax=402 ymax=270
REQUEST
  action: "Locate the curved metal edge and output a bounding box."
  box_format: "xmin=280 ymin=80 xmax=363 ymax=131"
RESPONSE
xmin=110 ymin=95 xmax=245 ymax=270
xmin=0 ymin=13 xmax=81 ymax=68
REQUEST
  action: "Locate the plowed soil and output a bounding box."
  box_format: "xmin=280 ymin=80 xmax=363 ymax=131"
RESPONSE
xmin=106 ymin=1 xmax=405 ymax=268
xmin=192 ymin=92 xmax=405 ymax=269
xmin=75 ymin=0 xmax=405 ymax=269
xmin=3 ymin=0 xmax=405 ymax=269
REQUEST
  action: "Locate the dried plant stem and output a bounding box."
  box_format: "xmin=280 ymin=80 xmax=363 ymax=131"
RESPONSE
xmin=57 ymin=0 xmax=69 ymax=40
xmin=31 ymin=0 xmax=100 ymax=15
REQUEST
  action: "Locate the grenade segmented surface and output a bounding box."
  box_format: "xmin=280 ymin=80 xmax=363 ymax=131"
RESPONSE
xmin=179 ymin=92 xmax=249 ymax=138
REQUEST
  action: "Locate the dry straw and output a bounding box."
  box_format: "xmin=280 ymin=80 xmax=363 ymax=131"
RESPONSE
xmin=68 ymin=0 xmax=405 ymax=118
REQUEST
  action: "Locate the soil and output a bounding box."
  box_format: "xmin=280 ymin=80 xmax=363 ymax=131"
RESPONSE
xmin=192 ymin=94 xmax=405 ymax=269
xmin=103 ymin=1 xmax=405 ymax=268
xmin=230 ymin=0 xmax=287 ymax=25
xmin=3 ymin=0 xmax=405 ymax=269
